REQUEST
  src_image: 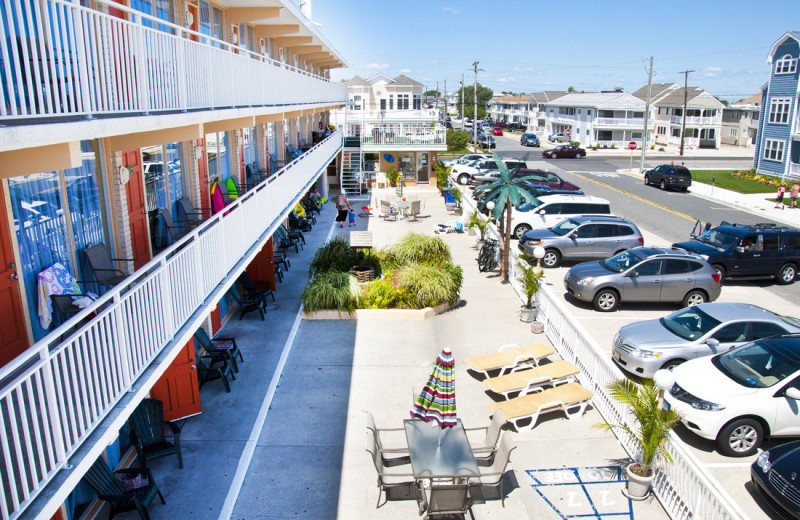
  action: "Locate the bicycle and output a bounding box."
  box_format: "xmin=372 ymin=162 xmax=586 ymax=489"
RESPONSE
xmin=477 ymin=238 xmax=499 ymax=272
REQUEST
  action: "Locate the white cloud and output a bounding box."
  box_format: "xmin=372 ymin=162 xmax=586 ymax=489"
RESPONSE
xmin=399 ymin=68 xmax=412 ymax=73
xmin=705 ymin=66 xmax=722 ymax=72
xmin=364 ymin=63 xmax=389 ymax=70
xmin=443 ymin=6 xmax=461 ymax=14
xmin=704 ymin=72 xmax=717 ymax=78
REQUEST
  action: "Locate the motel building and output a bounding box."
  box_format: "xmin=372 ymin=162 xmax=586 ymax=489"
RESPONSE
xmin=0 ymin=0 xmax=348 ymax=518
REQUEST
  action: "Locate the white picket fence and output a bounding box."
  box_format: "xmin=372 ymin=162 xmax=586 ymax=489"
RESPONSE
xmin=461 ymin=190 xmax=746 ymax=520
xmin=0 ymin=132 xmax=342 ymax=520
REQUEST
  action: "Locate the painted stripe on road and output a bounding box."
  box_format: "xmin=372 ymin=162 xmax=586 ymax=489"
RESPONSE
xmin=568 ymin=171 xmax=697 ymax=222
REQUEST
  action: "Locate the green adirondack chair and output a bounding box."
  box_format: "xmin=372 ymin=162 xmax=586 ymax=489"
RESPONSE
xmin=193 ymin=336 xmax=234 ymax=392
xmin=193 ymin=327 xmax=243 ymax=373
xmin=129 ymin=399 xmax=183 ymax=469
xmin=82 ymin=455 xmax=165 ymax=520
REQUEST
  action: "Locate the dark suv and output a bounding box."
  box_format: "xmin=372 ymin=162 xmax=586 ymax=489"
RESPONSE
xmin=643 ymin=165 xmax=692 ymax=191
xmin=520 ymin=133 xmax=540 ymax=147
xmin=673 ymin=223 xmax=800 ymax=285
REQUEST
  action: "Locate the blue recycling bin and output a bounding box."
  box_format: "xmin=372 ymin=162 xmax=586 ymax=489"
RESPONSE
xmin=442 ymin=189 xmax=455 ymax=204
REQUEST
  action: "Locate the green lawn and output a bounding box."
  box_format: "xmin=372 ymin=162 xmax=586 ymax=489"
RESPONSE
xmin=691 ymin=170 xmax=776 ymax=194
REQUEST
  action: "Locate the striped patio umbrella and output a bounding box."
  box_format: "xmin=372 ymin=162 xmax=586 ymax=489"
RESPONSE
xmin=411 ymin=348 xmax=456 ymax=444
xmin=395 ymin=172 xmax=405 ymax=198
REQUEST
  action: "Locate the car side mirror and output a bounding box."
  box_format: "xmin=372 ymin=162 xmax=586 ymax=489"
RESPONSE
xmin=786 ymin=387 xmax=800 ymax=400
xmin=736 ymin=246 xmax=745 ymax=253
xmin=705 ymin=338 xmax=720 ymax=348
xmin=537 ymin=209 xmax=545 ymax=215
xmin=626 ymin=271 xmax=639 ymax=278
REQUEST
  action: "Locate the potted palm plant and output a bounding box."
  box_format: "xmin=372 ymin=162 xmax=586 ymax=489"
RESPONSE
xmin=516 ymin=257 xmax=543 ymax=323
xmin=451 ymin=186 xmax=463 ymax=215
xmin=468 ymin=209 xmax=489 ymax=245
xmin=595 ymin=379 xmax=680 ymax=499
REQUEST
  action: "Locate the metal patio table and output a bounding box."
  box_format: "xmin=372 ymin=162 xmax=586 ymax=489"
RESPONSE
xmin=403 ymin=419 xmax=479 ymax=481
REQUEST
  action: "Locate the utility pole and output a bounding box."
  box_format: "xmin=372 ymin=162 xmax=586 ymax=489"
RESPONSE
xmin=472 ymin=60 xmax=482 ymax=152
xmin=435 ymin=81 xmax=439 ymax=115
xmin=444 ymin=80 xmax=447 ymax=118
xmin=460 ymin=74 xmax=464 ymax=120
xmin=639 ymin=56 xmax=654 ymax=174
xmin=679 ymin=69 xmax=695 ymax=156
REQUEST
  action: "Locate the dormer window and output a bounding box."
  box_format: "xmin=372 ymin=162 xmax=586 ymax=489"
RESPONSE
xmin=775 ymin=54 xmax=797 ymax=74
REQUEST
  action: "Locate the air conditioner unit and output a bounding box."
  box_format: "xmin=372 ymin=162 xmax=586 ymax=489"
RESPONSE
xmin=229 ymin=24 xmax=238 ymax=44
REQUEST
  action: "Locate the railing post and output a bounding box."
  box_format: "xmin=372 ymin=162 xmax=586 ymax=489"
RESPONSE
xmin=41 ymin=349 xmax=67 ymax=464
xmin=110 ymin=292 xmax=134 ymax=389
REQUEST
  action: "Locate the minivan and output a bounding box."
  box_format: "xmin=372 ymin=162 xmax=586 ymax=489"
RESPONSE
xmin=508 ymin=194 xmax=611 ymax=238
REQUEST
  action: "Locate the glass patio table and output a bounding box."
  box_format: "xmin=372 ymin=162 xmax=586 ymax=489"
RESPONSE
xmin=403 ymin=419 xmax=479 ymax=480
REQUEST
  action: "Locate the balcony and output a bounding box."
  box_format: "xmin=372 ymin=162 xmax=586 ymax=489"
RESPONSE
xmin=669 ymin=116 xmax=720 ymax=125
xmin=0 ymin=131 xmax=343 ymax=520
xmin=0 ymin=0 xmax=346 ymax=124
xmin=595 ymin=117 xmax=648 ymax=128
xmin=358 ymin=123 xmax=446 ymax=150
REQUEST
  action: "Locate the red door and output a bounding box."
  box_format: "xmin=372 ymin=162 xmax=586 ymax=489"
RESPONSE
xmin=247 ymin=238 xmax=276 ymax=293
xmin=0 ymin=184 xmax=29 ymax=367
xmin=149 ymin=338 xmax=202 ymax=421
xmin=123 ymin=150 xmax=151 ymax=266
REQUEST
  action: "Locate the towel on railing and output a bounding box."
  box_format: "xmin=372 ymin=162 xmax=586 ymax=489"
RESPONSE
xmin=37 ymin=262 xmax=80 ymax=329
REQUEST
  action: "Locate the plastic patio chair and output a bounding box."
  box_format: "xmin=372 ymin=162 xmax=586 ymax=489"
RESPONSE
xmin=229 ymin=284 xmax=266 ymax=321
xmin=82 ymin=455 xmax=165 ymax=520
xmin=237 ymin=272 xmax=275 ymax=307
xmin=129 ymin=398 xmax=183 ymax=469
xmin=193 ymin=337 xmax=234 ymax=392
xmin=193 ymin=327 xmax=244 ymax=373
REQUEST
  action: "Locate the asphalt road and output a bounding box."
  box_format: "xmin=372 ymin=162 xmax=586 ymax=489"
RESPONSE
xmin=482 ymin=132 xmax=800 ymax=307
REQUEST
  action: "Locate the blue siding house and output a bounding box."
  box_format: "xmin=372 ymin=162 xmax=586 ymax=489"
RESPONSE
xmin=754 ymin=32 xmax=800 ymax=179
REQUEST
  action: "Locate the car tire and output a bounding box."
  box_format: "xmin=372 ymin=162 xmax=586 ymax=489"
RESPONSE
xmin=712 ymin=264 xmax=726 ymax=285
xmin=550 ymin=152 xmax=558 ymax=159
xmin=513 ymin=224 xmax=531 ymax=239
xmin=717 ymin=418 xmax=764 ymax=457
xmin=681 ymin=187 xmax=689 ymax=192
xmin=660 ymin=359 xmax=686 ymax=371
xmin=593 ymin=289 xmax=619 ymax=312
xmin=575 ymin=153 xmax=582 ymax=159
xmin=660 ymin=180 xmax=667 ymax=190
xmin=542 ymin=249 xmax=561 ymax=268
xmin=682 ymin=290 xmax=707 ymax=307
xmin=644 ymin=175 xmax=650 ymax=186
xmin=457 ymin=174 xmax=470 ymax=185
xmin=777 ymin=263 xmax=797 ymax=285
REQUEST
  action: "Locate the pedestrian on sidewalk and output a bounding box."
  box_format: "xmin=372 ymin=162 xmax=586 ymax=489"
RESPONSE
xmin=335 ymin=193 xmax=351 ymax=228
xmin=791 ymin=182 xmax=799 ymax=208
xmin=776 ymin=184 xmax=787 ymax=210
xmin=348 ymin=209 xmax=356 ymax=227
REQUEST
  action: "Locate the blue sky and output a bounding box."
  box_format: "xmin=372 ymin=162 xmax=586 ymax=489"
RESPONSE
xmin=306 ymin=0 xmax=798 ymax=102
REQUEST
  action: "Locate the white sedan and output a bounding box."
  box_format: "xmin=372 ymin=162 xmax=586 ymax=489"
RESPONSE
xmin=662 ymin=335 xmax=800 ymax=457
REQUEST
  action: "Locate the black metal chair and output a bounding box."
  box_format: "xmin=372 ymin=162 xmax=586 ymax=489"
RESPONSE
xmin=129 ymin=399 xmax=183 ymax=469
xmin=152 ymin=209 xmax=190 ymax=249
xmin=177 ymin=197 xmax=211 ymax=228
xmin=82 ymin=455 xmax=165 ymax=520
xmin=82 ymin=243 xmax=143 ymax=291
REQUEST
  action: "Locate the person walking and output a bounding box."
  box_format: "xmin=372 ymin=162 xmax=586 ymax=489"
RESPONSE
xmin=335 ymin=192 xmax=350 ymax=228
xmin=776 ymin=184 xmax=787 ymax=210
xmin=790 ymin=182 xmax=800 ymax=208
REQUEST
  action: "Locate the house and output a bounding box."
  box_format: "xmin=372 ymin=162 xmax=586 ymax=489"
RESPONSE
xmin=633 ymin=83 xmax=724 ymax=149
xmin=0 ymin=1 xmax=346 ymax=518
xmin=753 ymin=32 xmax=800 ymax=179
xmin=330 ymin=74 xmax=445 ymax=187
xmin=488 ymin=95 xmax=531 ymax=128
xmin=541 ymin=91 xmax=654 ymax=147
xmin=528 ymin=91 xmax=567 ymax=132
xmin=721 ymin=93 xmax=761 ymax=147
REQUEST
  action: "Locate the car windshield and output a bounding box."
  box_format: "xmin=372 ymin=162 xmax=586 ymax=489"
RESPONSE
xmin=696 ymin=229 xmax=739 ymax=250
xmin=714 ymin=342 xmax=798 ymax=388
xmin=551 ymin=219 xmax=580 ymax=236
xmin=660 ymin=307 xmax=722 ymax=341
xmin=601 ymin=250 xmax=644 ymax=272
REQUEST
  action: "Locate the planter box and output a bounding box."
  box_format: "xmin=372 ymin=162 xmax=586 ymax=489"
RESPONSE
xmin=302 ymin=302 xmax=452 ymax=321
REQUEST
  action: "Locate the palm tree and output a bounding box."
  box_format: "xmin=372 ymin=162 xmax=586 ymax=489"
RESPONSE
xmin=481 ymin=152 xmax=539 ymax=282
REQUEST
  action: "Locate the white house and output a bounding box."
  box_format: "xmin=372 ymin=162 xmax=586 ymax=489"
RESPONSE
xmin=721 ymin=93 xmax=761 ymax=147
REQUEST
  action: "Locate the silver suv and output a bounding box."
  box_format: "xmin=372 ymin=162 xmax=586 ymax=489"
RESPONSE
xmin=518 ymin=216 xmax=643 ymax=268
xmin=564 ymin=247 xmax=722 ymax=312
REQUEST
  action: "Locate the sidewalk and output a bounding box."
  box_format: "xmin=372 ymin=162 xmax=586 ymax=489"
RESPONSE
xmin=135 ymin=187 xmax=669 ymax=520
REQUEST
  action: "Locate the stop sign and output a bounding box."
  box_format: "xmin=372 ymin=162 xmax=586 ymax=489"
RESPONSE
xmin=565 ymin=128 xmax=572 ymax=136
xmin=628 ymin=141 xmax=637 ymax=150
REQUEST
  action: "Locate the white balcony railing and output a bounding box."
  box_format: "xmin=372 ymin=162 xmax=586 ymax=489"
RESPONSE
xmin=0 ymin=0 xmax=345 ymax=121
xmin=670 ymin=116 xmax=720 ymax=125
xmin=595 ymin=117 xmax=647 ymax=128
xmin=356 ymin=109 xmax=439 ymax=121
xmin=360 ymin=123 xmax=445 ymax=146
xmin=0 ymin=131 xmax=342 ymax=520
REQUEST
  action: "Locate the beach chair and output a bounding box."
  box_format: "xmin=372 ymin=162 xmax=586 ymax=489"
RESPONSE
xmin=482 ymin=360 xmax=580 ymax=399
xmin=465 ymin=343 xmax=555 ymax=378
xmin=487 ymin=382 xmax=594 ymax=432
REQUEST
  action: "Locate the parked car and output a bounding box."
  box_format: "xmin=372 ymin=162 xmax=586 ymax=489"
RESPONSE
xmin=453 ymin=157 xmax=527 ymax=185
xmin=673 ymin=223 xmax=800 ymax=285
xmin=643 ymin=165 xmax=692 ymax=191
xmin=474 ymin=183 xmax=581 ymax=205
xmin=492 ymin=127 xmax=503 ymax=136
xmin=464 ymin=120 xmax=473 ymax=128
xmin=542 ymin=144 xmax=586 ymax=159
xmin=549 ymin=132 xmax=571 ymax=143
xmin=663 ymin=334 xmax=800 ymax=456
xmin=564 ymin=247 xmax=722 ymax=312
xmin=520 ymin=133 xmax=540 ymax=147
xmin=493 ymin=122 xmax=507 ymax=129
xmin=476 ymin=134 xmax=496 ymax=149
xmin=613 ymin=303 xmax=800 ymax=378
xmin=508 ymin=193 xmax=611 ymax=238
xmin=470 ymin=169 xmax=581 ymax=193
xmin=443 ymin=153 xmax=491 ymax=168
xmin=519 ymin=216 xmax=644 ymax=268
xmin=505 ymin=122 xmax=523 ymax=131
xmin=752 ymin=438 xmax=800 ymax=519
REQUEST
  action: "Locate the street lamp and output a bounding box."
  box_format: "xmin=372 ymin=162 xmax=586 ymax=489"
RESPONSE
xmin=532 ymin=246 xmax=545 ymax=268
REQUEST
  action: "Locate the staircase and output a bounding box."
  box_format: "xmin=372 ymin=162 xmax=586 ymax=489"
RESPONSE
xmin=340 ymin=142 xmax=369 ymax=201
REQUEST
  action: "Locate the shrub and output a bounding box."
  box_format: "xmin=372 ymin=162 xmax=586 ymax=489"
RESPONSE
xmin=386 ymin=168 xmax=399 ymax=187
xmin=434 ymin=162 xmax=452 ymax=190
xmin=392 ymin=233 xmax=452 ymax=267
xmin=610 ymin=143 xmax=616 ymax=149
xmin=443 ymin=263 xmax=464 ymax=302
xmin=301 ymin=272 xmax=358 ymax=312
xmin=309 ymin=237 xmax=354 ymax=277
xmin=402 ymin=264 xmax=460 ymax=307
xmin=468 ymin=209 xmax=489 ymax=240
xmin=658 ymin=147 xmax=665 ymax=151
xmin=446 ymin=129 xmax=471 ymax=152
xmin=359 ymin=273 xmax=416 ymax=309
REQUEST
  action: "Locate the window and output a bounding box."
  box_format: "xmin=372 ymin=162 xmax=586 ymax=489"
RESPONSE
xmin=574 ymin=225 xmax=595 ymax=239
xmin=775 ymin=54 xmax=798 ymax=74
xmin=380 ymin=99 xmax=386 ymax=110
xmin=398 ymin=94 xmax=409 ymax=110
xmin=751 ymin=322 xmax=788 ymax=340
xmin=712 ymin=323 xmax=748 ymax=343
xmin=672 ymin=128 xmax=681 ymax=137
xmin=389 ymin=95 xmax=393 ymax=110
xmin=673 ymin=108 xmax=682 ymax=117
xmin=352 ymin=95 xmax=361 ymax=110
xmin=632 ymin=132 xmax=642 ymax=139
xmin=636 ymin=260 xmax=661 ymax=276
xmin=769 ymin=98 xmax=792 ymax=124
xmin=597 ymin=130 xmax=612 ymax=140
xmin=633 ymin=112 xmax=644 ymax=118
xmin=413 ymin=94 xmax=421 ymax=110
xmin=657 ymin=126 xmax=666 ymax=136
xmin=764 ymin=139 xmax=785 ymax=161
xmin=730 ymin=128 xmax=738 ymax=137
xmin=558 ymin=107 xmax=575 ymax=115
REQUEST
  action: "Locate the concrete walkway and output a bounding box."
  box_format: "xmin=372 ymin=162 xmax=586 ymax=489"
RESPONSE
xmin=130 ymin=186 xmax=668 ymax=520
